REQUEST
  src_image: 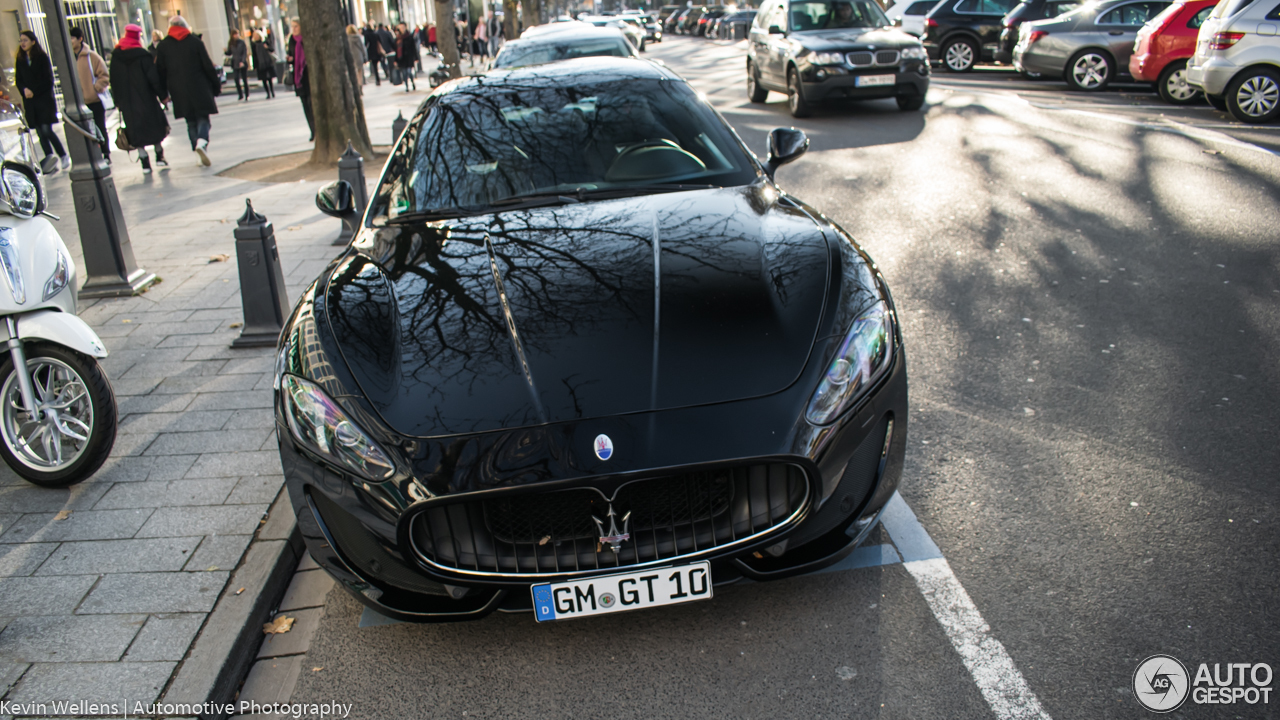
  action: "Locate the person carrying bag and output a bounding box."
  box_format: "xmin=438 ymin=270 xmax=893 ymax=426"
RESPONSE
xmin=109 ymin=24 xmax=169 ymax=173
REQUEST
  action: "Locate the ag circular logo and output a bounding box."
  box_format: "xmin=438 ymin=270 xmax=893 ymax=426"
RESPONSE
xmin=599 ymin=592 xmax=617 ymax=608
xmin=1134 ymin=654 xmax=1190 ymax=712
xmin=593 ymin=434 xmax=613 ymax=461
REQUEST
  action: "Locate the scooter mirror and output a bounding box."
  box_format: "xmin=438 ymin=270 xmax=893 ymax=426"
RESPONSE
xmin=316 ymin=180 xmax=356 ymax=219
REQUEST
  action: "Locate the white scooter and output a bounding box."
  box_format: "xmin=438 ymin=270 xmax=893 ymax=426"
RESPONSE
xmin=0 ymin=103 xmax=115 ymax=487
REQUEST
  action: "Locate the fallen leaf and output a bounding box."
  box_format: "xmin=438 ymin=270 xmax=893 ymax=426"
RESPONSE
xmin=220 ymin=218 xmax=229 ymax=224
xmin=263 ymin=615 xmax=295 ymax=635
xmin=312 ymin=667 xmax=324 ymax=672
xmin=286 ymin=225 xmax=303 ymax=231
xmin=538 ymin=535 xmax=551 ymax=546
xmin=1203 ymin=149 xmax=1221 ymax=155
xmin=235 ymin=587 xmax=245 ymax=595
xmin=229 ymin=322 xmax=243 ymax=328
xmin=206 ymin=566 xmax=219 ymax=572
xmin=209 ymin=253 xmax=231 ymax=263
xmin=121 ymin=319 xmax=132 ymax=324
xmin=53 ymin=510 xmax=71 ymax=520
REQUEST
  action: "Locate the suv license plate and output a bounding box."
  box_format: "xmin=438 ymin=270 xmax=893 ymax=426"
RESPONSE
xmin=532 ymin=561 xmax=712 ymax=622
xmin=856 ymin=74 xmax=896 ymax=87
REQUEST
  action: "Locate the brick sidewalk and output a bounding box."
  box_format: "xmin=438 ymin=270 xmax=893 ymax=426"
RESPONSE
xmin=0 ymin=66 xmax=435 ymax=718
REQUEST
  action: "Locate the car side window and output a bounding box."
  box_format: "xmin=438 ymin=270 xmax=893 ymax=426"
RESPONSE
xmin=1047 ymin=1 xmax=1080 ymax=15
xmin=1189 ymin=5 xmax=1215 ymax=25
xmin=1099 ymin=3 xmax=1164 ymax=24
xmin=905 ymin=0 xmax=936 ymax=14
xmin=986 ymin=0 xmax=1018 ymax=13
xmin=1266 ymin=1 xmax=1280 ymax=18
xmin=955 ymin=0 xmax=981 ymax=13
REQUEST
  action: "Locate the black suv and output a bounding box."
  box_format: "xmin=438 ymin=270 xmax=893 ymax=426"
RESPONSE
xmin=923 ymin=0 xmax=1019 ymax=71
xmin=994 ymin=0 xmax=1080 ymax=64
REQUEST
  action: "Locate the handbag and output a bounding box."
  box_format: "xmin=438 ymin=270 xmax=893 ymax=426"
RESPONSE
xmin=390 ymin=66 xmax=403 ymax=85
xmin=114 ymin=126 xmax=133 ymax=151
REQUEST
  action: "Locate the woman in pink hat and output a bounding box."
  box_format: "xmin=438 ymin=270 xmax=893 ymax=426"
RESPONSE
xmin=109 ymin=24 xmax=169 ymax=173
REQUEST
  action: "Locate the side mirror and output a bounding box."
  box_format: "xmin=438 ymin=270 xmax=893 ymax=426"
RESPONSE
xmin=316 ymin=180 xmax=355 ymax=218
xmin=765 ymin=127 xmax=809 ymax=179
xmin=768 ymin=24 xmax=785 ymax=34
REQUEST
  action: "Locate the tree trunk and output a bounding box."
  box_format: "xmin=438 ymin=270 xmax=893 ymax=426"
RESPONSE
xmin=521 ymin=0 xmax=540 ymax=36
xmin=300 ymin=0 xmax=374 ymax=165
xmin=504 ymin=0 xmax=520 ymax=40
xmin=435 ymin=0 xmax=461 ymax=78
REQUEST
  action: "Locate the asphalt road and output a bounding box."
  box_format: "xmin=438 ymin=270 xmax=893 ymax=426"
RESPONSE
xmin=287 ymin=38 xmax=1279 ymax=720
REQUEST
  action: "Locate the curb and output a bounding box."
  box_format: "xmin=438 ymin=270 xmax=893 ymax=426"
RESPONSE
xmin=162 ymin=488 xmax=302 ymax=720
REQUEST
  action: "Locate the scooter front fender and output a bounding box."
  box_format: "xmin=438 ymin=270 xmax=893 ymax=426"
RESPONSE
xmin=4 ymin=310 xmax=109 ymax=358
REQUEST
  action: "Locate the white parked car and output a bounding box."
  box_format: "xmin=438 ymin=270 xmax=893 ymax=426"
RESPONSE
xmin=1186 ymin=0 xmax=1280 ymax=123
xmin=886 ymin=0 xmax=945 ymax=35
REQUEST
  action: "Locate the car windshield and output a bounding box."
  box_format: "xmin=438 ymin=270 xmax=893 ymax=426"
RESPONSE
xmin=493 ymin=35 xmax=635 ymax=69
xmin=372 ymin=76 xmax=760 ymax=220
xmin=789 ymin=0 xmax=891 ymax=29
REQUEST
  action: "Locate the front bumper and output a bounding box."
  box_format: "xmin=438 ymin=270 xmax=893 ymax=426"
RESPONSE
xmin=279 ymin=348 xmax=909 ymax=622
xmin=799 ymin=61 xmax=931 ymax=102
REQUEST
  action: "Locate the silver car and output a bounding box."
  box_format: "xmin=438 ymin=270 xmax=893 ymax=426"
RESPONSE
xmin=1186 ymin=0 xmax=1280 ymax=123
xmin=1013 ymin=0 xmax=1171 ymax=89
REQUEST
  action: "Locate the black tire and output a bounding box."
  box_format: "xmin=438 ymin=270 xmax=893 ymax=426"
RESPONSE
xmin=747 ymin=62 xmax=768 ymax=103
xmin=1225 ymin=66 xmax=1280 ymax=124
xmin=0 ymin=344 xmax=116 ymax=488
xmin=941 ymin=37 xmax=978 ymax=72
xmin=1064 ymin=49 xmax=1113 ymax=91
xmin=787 ymin=67 xmax=813 ymax=118
xmin=1206 ymin=92 xmax=1228 ymax=111
xmin=897 ymin=93 xmax=925 ymax=111
xmin=1156 ymin=60 xmax=1201 ymax=105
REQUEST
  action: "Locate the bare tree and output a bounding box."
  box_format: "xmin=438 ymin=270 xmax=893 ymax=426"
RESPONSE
xmin=435 ymin=0 xmax=462 ymax=78
xmin=504 ymin=0 xmax=520 ymax=40
xmin=299 ymin=0 xmax=374 ymax=163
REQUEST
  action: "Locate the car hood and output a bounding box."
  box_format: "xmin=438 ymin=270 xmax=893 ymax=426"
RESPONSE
xmin=793 ymin=27 xmax=920 ymax=50
xmin=324 ymin=184 xmax=832 ymax=438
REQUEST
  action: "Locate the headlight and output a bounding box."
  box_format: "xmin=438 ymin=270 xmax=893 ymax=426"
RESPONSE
xmin=1 ymin=167 xmax=38 ymax=217
xmin=901 ymin=46 xmax=928 ymax=60
xmin=810 ymin=52 xmax=845 ymax=65
xmin=42 ymin=250 xmax=68 ymax=302
xmin=281 ymin=374 xmax=395 ymax=480
xmin=806 ymin=300 xmax=894 ymax=425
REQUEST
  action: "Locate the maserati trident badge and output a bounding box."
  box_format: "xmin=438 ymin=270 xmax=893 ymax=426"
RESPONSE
xmin=594 ymin=434 xmax=614 ymax=460
xmin=592 ymin=504 xmax=631 ymax=554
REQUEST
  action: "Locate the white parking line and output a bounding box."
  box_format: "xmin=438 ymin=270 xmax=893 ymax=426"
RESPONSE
xmin=882 ymin=493 xmax=1054 ymax=720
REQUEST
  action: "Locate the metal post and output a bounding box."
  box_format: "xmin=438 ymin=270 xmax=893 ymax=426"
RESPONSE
xmin=40 ymin=0 xmax=156 ymax=299
xmin=392 ymin=111 xmax=407 ymax=144
xmin=231 ymin=200 xmax=290 ymax=348
xmin=334 ymin=143 xmax=368 ymax=246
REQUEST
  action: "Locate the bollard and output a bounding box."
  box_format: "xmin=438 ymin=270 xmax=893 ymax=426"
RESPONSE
xmin=334 ymin=143 xmax=369 ymax=246
xmin=392 ymin=111 xmax=407 ymax=145
xmin=231 ymin=199 xmax=291 ymax=348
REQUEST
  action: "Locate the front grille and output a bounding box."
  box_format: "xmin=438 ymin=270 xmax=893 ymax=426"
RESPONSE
xmin=876 ymin=50 xmax=900 ymax=65
xmin=846 ymin=50 xmax=900 ymax=66
xmin=410 ymin=464 xmax=808 ymax=578
xmin=847 ymin=51 xmax=874 ymax=66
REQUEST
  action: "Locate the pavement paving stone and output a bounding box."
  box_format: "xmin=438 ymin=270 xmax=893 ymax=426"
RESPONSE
xmin=0 ymin=481 xmax=110 ymax=513
xmin=110 ymin=377 xmax=163 ymax=396
xmin=1 ymin=658 xmax=28 ymax=696
xmin=92 ymin=454 xmax=200 ymax=484
xmin=296 ymin=552 xmax=318 ymax=571
xmin=185 ymin=451 xmax=282 ymax=478
xmin=118 ymin=361 xmax=230 ymax=382
xmin=135 ymin=505 xmax=264 ymax=538
xmin=0 ymin=543 xmax=58 ymax=577
xmin=255 ymin=608 xmax=322 ymax=659
xmin=276 ymin=570 xmax=335 ymax=612
xmin=226 ymin=476 xmax=284 ymax=505
xmin=144 ymin=429 xmax=274 ymax=457
xmin=123 ymin=613 xmax=206 ymax=662
xmin=152 ymin=374 xmax=264 ymax=396
xmin=187 ymin=391 xmax=274 ymax=414
xmin=185 ymin=345 xmax=267 ymax=362
xmin=183 ymin=534 xmax=252 ymax=573
xmin=35 ymin=537 xmax=203 ymax=575
xmin=220 ymin=355 xmax=276 ymax=375
xmin=0 ymin=509 xmax=153 ymax=544
xmin=226 ymin=408 xmax=277 ymax=431
xmin=93 ymin=478 xmax=239 ymax=509
xmin=237 ymin=655 xmax=303 ymax=706
xmin=115 ymin=393 xmax=198 ymax=418
xmin=0 ymin=614 xmax=147 ymax=662
xmin=78 ymin=571 xmax=230 ymax=614
xmin=0 ymin=575 xmax=98 ymax=614
xmin=0 ymin=513 xmax=18 ymax=532
xmin=5 ymin=661 xmax=176 ymax=705
xmin=118 ymin=410 xmax=235 ymax=436
xmin=110 ymin=432 xmax=160 ymax=457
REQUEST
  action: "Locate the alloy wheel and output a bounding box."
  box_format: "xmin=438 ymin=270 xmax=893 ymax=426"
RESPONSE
xmin=1 ymin=358 xmax=94 ymax=472
xmin=1164 ymin=67 xmax=1198 ymax=102
xmin=944 ymin=41 xmax=974 ymax=72
xmin=1235 ymin=75 xmax=1279 ymax=118
xmin=1071 ymin=53 xmax=1109 ymax=89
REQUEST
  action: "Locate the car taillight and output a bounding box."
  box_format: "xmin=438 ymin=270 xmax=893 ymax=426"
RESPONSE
xmin=1027 ymin=30 xmax=1048 ymax=43
xmin=926 ymin=17 xmax=938 ymax=27
xmin=1209 ymin=31 xmax=1245 ymax=49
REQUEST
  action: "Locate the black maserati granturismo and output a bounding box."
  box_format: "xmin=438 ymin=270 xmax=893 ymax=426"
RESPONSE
xmin=278 ymin=56 xmax=908 ymax=622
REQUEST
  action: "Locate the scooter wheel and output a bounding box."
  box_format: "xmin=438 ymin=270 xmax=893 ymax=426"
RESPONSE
xmin=0 ymin=343 xmax=116 ymax=487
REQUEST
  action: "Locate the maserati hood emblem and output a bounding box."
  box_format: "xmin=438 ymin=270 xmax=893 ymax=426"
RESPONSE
xmin=594 ymin=434 xmax=614 ymax=460
xmin=592 ymin=504 xmax=631 ymax=554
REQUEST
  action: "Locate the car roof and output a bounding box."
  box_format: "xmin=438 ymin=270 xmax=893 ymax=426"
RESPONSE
xmin=469 ymin=56 xmax=680 ymax=88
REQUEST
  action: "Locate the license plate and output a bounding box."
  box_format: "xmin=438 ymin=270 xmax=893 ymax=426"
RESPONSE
xmin=856 ymin=74 xmax=896 ymax=87
xmin=531 ymin=562 xmax=712 ymax=622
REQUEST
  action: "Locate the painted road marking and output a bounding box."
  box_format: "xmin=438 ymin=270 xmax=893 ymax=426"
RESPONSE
xmin=881 ymin=493 xmax=1054 ymax=720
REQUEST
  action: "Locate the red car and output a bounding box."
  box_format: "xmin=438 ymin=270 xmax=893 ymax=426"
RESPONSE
xmin=1129 ymin=0 xmax=1220 ymax=104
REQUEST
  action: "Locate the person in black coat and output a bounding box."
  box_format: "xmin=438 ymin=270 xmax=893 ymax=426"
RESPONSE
xmin=13 ymin=31 xmax=67 ymax=172
xmin=377 ymin=24 xmax=395 ymax=78
xmin=154 ymin=15 xmax=219 ymax=166
xmin=363 ymin=24 xmax=383 ymax=85
xmin=250 ymin=30 xmax=276 ymax=98
xmin=110 ymin=24 xmax=169 ymax=173
xmin=394 ymin=24 xmax=418 ymax=92
xmin=226 ymin=30 xmax=250 ymax=101
xmin=286 ymin=19 xmax=313 ymax=142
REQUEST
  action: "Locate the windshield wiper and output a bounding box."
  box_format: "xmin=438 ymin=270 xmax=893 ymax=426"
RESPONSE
xmin=383 ymin=207 xmax=493 ymax=223
xmin=488 ymin=193 xmax=583 ymax=207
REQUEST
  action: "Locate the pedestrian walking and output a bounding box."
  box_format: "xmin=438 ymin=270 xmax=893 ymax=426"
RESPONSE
xmin=148 ymin=29 xmax=163 ymax=56
xmin=474 ymin=19 xmax=488 ymax=61
xmin=363 ymin=24 xmax=384 ymax=85
xmin=13 ymin=31 xmax=68 ymax=173
xmin=395 ymin=23 xmax=418 ymax=92
xmin=226 ymin=30 xmax=250 ymax=101
xmin=487 ymin=13 xmax=501 ymax=57
xmin=427 ymin=23 xmax=438 ymax=53
xmin=345 ymin=25 xmax=366 ymax=90
xmin=68 ymin=27 xmax=111 ymax=162
xmin=109 ymin=24 xmax=168 ymax=173
xmin=377 ymin=24 xmax=395 ymax=78
xmin=286 ymin=19 xmax=313 ymax=141
xmin=250 ymin=30 xmax=276 ymax=98
xmin=154 ymin=15 xmax=219 ymax=166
